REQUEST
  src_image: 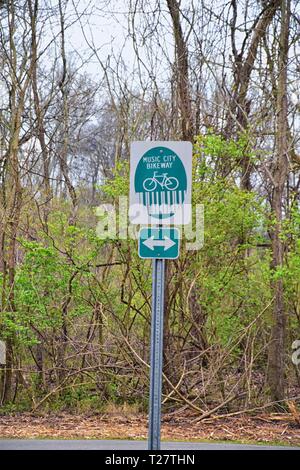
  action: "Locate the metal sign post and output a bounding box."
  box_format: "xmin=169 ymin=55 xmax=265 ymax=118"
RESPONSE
xmin=148 ymin=257 xmax=165 ymax=450
xmin=129 ymin=141 xmax=192 ymax=451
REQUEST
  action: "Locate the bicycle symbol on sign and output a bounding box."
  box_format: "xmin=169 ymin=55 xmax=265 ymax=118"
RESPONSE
xmin=143 ymin=172 xmax=179 ymax=192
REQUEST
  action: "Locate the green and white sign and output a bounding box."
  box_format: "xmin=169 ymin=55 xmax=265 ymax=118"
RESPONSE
xmin=138 ymin=227 xmax=180 ymax=259
xmin=130 ymin=141 xmax=192 ymax=449
xmin=129 ymin=141 xmax=192 ymax=225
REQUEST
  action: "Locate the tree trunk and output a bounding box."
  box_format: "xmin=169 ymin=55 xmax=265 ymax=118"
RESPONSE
xmin=29 ymin=0 xmax=52 ymax=201
xmin=223 ymin=0 xmax=281 ymax=187
xmin=267 ymin=0 xmax=290 ymax=404
xmin=166 ymin=0 xmax=193 ymax=140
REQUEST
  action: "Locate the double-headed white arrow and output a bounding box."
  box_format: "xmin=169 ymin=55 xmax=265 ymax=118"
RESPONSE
xmin=143 ymin=236 xmax=176 ymax=251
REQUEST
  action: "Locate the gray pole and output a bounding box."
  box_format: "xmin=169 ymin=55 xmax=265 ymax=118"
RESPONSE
xmin=148 ymin=258 xmax=165 ymax=450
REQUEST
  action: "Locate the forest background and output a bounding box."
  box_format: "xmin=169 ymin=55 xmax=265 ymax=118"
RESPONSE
xmin=0 ymin=0 xmax=300 ymax=426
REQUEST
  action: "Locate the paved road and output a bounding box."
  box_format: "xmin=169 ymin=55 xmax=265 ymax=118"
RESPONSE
xmin=0 ymin=440 xmax=298 ymax=450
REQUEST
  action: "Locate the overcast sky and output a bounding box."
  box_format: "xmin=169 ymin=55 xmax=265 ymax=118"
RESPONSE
xmin=60 ymin=0 xmax=172 ymax=81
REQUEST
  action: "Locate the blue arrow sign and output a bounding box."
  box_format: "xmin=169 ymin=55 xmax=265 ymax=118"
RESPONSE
xmin=138 ymin=228 xmax=180 ymax=259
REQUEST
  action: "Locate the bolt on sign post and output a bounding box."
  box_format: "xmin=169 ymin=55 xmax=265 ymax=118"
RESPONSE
xmin=129 ymin=141 xmax=192 ymax=450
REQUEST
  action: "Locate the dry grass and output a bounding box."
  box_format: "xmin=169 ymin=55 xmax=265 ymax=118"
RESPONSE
xmin=0 ymin=412 xmax=299 ymax=446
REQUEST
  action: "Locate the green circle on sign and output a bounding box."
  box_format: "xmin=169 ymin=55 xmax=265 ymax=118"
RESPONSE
xmin=134 ymin=147 xmax=187 ymax=218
